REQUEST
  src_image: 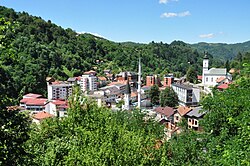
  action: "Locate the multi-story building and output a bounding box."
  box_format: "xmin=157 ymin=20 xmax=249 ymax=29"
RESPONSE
xmin=47 ymin=81 xmax=73 ymax=100
xmin=186 ymin=107 xmax=206 ymax=131
xmin=146 ymin=75 xmax=161 ymax=87
xmin=20 ymin=93 xmax=48 ymax=112
xmin=80 ymin=74 xmax=98 ymax=92
xmin=171 ymin=84 xmax=200 ymax=106
xmin=163 ymin=75 xmax=174 ymax=87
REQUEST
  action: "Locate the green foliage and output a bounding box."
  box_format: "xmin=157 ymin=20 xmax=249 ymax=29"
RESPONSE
xmin=149 ymin=84 xmax=160 ymax=105
xmin=25 ymin=90 xmax=169 ymax=165
xmin=192 ymin=41 xmax=250 ymax=61
xmin=0 ymin=6 xmax=219 ymax=100
xmin=201 ymin=71 xmax=250 ymax=165
xmin=0 ymin=108 xmax=31 ymax=165
xmin=186 ymin=66 xmax=197 ymax=83
xmin=159 ymin=87 xmax=178 ymax=107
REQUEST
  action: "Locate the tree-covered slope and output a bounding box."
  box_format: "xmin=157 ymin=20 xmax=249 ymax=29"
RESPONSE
xmin=191 ymin=41 xmax=250 ymax=61
xmin=0 ymin=6 xmax=221 ymax=102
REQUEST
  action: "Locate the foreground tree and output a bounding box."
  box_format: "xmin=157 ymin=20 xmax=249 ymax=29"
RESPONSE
xmin=160 ymin=87 xmax=178 ymax=107
xmin=0 ymin=107 xmax=31 ymax=165
xmin=26 ymin=89 xmax=171 ymax=165
xmin=200 ymin=65 xmax=250 ymax=165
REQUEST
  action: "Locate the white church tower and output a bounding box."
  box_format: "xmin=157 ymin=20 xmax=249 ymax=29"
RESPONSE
xmin=123 ymin=80 xmax=131 ymax=110
xmin=202 ymin=52 xmax=209 ymax=85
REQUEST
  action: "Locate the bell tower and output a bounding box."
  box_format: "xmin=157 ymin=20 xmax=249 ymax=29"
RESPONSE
xmin=202 ymin=52 xmax=209 ymax=85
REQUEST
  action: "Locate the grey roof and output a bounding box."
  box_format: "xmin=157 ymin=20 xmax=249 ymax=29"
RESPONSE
xmin=141 ymin=86 xmax=151 ymax=91
xmin=207 ymin=68 xmax=226 ymax=75
xmin=186 ymin=107 xmax=206 ymax=118
xmin=141 ymin=100 xmax=152 ymax=108
xmin=100 ymin=86 xmax=119 ymax=93
xmin=67 ymin=77 xmax=77 ymax=82
xmin=171 ymin=83 xmax=193 ymax=90
xmin=114 ymin=83 xmax=126 ymax=88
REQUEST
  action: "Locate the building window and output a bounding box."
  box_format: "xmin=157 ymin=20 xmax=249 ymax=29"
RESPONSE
xmin=176 ymin=116 xmax=179 ymax=121
xmin=211 ymin=77 xmax=213 ymax=82
xmin=206 ymin=77 xmax=208 ymax=82
xmin=194 ymin=120 xmax=198 ymax=125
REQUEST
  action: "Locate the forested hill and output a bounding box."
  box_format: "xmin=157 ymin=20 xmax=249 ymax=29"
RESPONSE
xmin=1 ymin=6 xmax=220 ymax=101
xmin=191 ymin=41 xmax=250 ymax=61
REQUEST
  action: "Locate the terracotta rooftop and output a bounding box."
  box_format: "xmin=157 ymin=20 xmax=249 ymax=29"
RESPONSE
xmin=51 ymin=100 xmax=67 ymax=106
xmin=177 ymin=106 xmax=192 ymax=116
xmin=21 ymin=98 xmax=48 ymax=106
xmin=23 ymin=93 xmax=42 ymax=99
xmin=98 ymin=76 xmax=107 ymax=81
xmin=217 ymin=83 xmax=231 ymax=89
xmin=154 ymin=106 xmax=175 ymax=118
xmin=197 ymin=75 xmax=202 ymax=80
xmin=216 ymin=76 xmax=226 ymax=83
xmin=84 ymin=70 xmax=97 ymax=75
xmin=33 ymin=111 xmax=54 ymax=120
xmin=131 ymin=92 xmax=138 ymax=97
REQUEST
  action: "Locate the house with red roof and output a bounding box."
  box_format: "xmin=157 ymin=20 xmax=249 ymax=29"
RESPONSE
xmin=174 ymin=106 xmax=192 ymax=125
xmin=32 ymin=111 xmax=54 ymax=123
xmin=153 ymin=106 xmax=175 ymax=123
xmin=20 ymin=93 xmax=48 ymax=112
xmin=45 ymin=100 xmax=68 ymax=117
xmin=217 ymin=82 xmax=231 ymax=90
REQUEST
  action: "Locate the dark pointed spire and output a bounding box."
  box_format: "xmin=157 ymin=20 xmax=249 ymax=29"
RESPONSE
xmin=125 ymin=79 xmax=131 ymax=94
xmin=204 ymin=51 xmax=209 ymax=59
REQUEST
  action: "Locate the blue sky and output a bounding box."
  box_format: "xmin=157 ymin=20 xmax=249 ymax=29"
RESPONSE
xmin=1 ymin=0 xmax=250 ymax=44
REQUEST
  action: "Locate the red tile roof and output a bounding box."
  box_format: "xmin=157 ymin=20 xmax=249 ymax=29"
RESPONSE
xmin=217 ymin=83 xmax=231 ymax=89
xmin=154 ymin=106 xmax=175 ymax=118
xmin=108 ymin=81 xmax=127 ymax=86
xmin=51 ymin=100 xmax=68 ymax=108
xmin=131 ymin=92 xmax=138 ymax=97
xmin=98 ymin=76 xmax=107 ymax=81
xmin=23 ymin=93 xmax=42 ymax=98
xmin=216 ymin=76 xmax=226 ymax=83
xmin=177 ymin=106 xmax=192 ymax=116
xmin=21 ymin=98 xmax=47 ymax=106
xmin=51 ymin=100 xmax=67 ymax=105
xmin=33 ymin=111 xmax=54 ymax=120
xmin=84 ymin=70 xmax=97 ymax=75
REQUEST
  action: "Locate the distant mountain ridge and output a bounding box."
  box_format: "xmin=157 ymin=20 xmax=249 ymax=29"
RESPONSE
xmin=191 ymin=41 xmax=250 ymax=60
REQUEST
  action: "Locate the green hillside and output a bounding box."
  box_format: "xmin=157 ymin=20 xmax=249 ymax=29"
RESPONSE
xmin=191 ymin=41 xmax=250 ymax=60
xmin=1 ymin=6 xmax=217 ymax=101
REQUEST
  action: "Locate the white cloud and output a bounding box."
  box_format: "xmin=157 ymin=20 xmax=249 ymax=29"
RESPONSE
xmin=159 ymin=0 xmax=168 ymax=4
xmin=199 ymin=33 xmax=214 ymax=39
xmin=159 ymin=0 xmax=178 ymax=4
xmin=161 ymin=11 xmax=190 ymax=18
xmin=178 ymin=11 xmax=191 ymax=17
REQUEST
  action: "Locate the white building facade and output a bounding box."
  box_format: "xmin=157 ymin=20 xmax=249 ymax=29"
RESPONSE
xmin=80 ymin=75 xmax=98 ymax=92
xmin=171 ymin=84 xmax=200 ymax=106
xmin=47 ymin=82 xmax=73 ymax=100
xmin=202 ymin=53 xmax=232 ymax=87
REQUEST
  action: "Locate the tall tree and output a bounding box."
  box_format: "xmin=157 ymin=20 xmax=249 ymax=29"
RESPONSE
xmin=159 ymin=87 xmax=178 ymax=107
xmin=0 ymin=108 xmax=31 ymax=165
xmin=186 ymin=66 xmax=197 ymax=83
xmin=149 ymin=84 xmax=160 ymax=105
